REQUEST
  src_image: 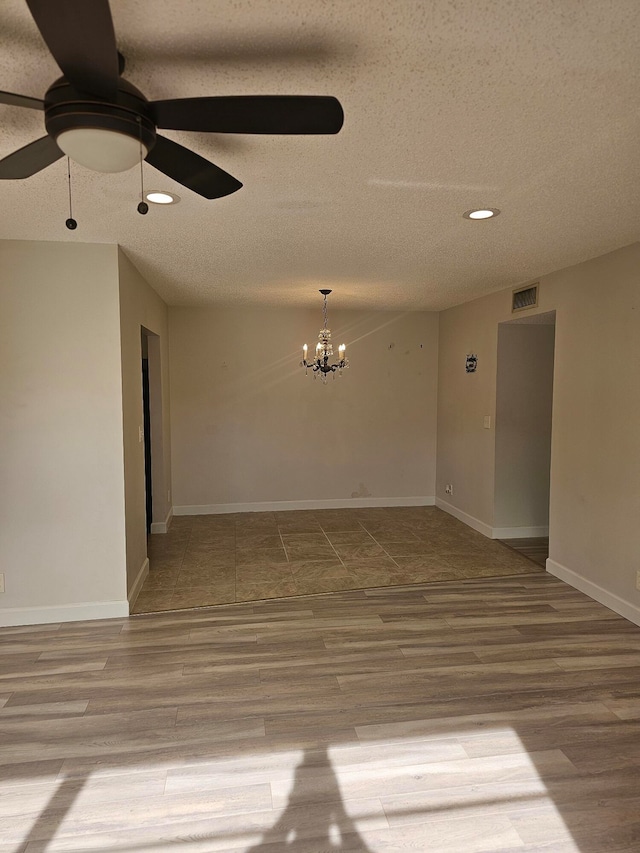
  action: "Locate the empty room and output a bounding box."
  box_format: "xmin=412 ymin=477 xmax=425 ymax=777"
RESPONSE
xmin=1 ymin=1 xmax=639 ymax=851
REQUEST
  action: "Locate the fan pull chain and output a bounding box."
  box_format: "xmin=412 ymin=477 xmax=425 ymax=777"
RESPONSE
xmin=137 ymin=117 xmax=148 ymax=215
xmin=65 ymin=158 xmax=77 ymax=230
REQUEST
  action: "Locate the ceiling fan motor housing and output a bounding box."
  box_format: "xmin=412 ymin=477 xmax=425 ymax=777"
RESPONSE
xmin=44 ymin=77 xmax=157 ymax=160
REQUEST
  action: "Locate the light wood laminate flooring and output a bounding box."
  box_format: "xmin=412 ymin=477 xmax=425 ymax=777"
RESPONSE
xmin=134 ymin=507 xmax=543 ymax=614
xmin=2 ymin=573 xmax=640 ymax=851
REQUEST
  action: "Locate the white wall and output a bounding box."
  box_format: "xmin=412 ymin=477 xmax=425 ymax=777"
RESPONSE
xmin=118 ymin=250 xmax=171 ymax=598
xmin=437 ymin=243 xmax=640 ymax=623
xmin=0 ymin=240 xmax=128 ymax=625
xmin=494 ymin=321 xmax=555 ymax=534
xmin=169 ymin=306 xmax=439 ymax=511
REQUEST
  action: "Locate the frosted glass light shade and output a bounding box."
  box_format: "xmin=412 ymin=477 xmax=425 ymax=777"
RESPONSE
xmin=56 ymin=128 xmax=146 ymax=173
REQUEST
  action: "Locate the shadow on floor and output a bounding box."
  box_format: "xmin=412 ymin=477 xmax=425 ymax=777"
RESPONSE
xmin=247 ymin=748 xmax=371 ymax=851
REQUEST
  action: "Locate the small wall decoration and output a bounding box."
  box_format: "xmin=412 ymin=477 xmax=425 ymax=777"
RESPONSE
xmin=465 ymin=353 xmax=478 ymax=373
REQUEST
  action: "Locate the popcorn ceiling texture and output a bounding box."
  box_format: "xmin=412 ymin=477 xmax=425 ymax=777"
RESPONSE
xmin=0 ymin=0 xmax=639 ymax=309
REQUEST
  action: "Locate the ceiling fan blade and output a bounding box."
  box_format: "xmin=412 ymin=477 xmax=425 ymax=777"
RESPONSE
xmin=0 ymin=90 xmax=44 ymax=110
xmin=0 ymin=136 xmax=63 ymax=179
xmin=145 ymin=136 xmax=243 ymax=199
xmin=152 ymin=95 xmax=344 ymax=134
xmin=25 ymin=0 xmax=119 ymax=99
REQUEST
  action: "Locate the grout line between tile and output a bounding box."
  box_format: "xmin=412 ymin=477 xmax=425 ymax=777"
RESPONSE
xmin=278 ymin=529 xmax=290 ymax=563
xmin=321 ymin=527 xmax=347 ymax=568
xmin=369 ymin=530 xmax=401 ymax=568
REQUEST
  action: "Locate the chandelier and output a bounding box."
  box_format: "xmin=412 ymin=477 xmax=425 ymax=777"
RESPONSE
xmin=301 ymin=289 xmax=349 ymax=382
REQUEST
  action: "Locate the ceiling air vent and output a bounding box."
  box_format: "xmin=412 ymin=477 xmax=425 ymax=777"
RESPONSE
xmin=512 ymin=283 xmax=539 ymax=313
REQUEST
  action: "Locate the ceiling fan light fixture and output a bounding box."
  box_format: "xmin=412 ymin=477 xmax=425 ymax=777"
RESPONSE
xmin=55 ymin=127 xmax=146 ymax=173
xmin=463 ymin=208 xmax=501 ymax=220
xmin=145 ymin=191 xmax=179 ymax=205
xmin=1 ymin=1 xmax=343 ymax=195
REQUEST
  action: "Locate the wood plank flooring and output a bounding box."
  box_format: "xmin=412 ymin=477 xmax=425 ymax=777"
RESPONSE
xmin=2 ymin=573 xmax=640 ymax=851
xmin=135 ymin=507 xmax=543 ymax=614
xmin=500 ymin=538 xmax=549 ymax=568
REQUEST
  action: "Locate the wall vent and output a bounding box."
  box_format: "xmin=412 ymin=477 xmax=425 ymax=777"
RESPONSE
xmin=512 ymin=283 xmax=539 ymax=312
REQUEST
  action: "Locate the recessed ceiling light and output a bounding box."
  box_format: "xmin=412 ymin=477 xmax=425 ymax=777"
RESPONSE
xmin=145 ymin=191 xmax=180 ymax=205
xmin=463 ymin=208 xmax=500 ymax=220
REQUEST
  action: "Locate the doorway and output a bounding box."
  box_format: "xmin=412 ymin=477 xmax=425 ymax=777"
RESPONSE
xmin=141 ymin=334 xmax=153 ymax=534
xmin=140 ymin=328 xmax=167 ymax=536
xmin=494 ymin=312 xmax=556 ymax=550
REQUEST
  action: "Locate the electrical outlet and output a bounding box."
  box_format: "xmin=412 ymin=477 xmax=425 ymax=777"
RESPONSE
xmin=0 ymin=573 xmax=4 ymax=593
xmin=444 ymin=484 xmax=454 ymax=495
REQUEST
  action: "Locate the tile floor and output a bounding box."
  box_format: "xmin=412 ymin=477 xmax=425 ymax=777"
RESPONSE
xmin=133 ymin=506 xmax=543 ymax=614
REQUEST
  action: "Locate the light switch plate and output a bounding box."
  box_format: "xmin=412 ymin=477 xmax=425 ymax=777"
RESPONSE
xmin=484 ymin=416 xmax=491 ymax=429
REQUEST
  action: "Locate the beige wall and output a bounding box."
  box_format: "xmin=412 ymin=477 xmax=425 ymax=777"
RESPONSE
xmin=494 ymin=322 xmax=555 ymax=532
xmin=546 ymin=246 xmax=639 ymax=613
xmin=0 ymin=240 xmax=128 ymax=625
xmin=436 ymin=290 xmax=503 ymax=528
xmin=169 ymin=306 xmax=438 ymax=509
xmin=118 ymin=250 xmax=171 ymax=596
xmin=437 ymin=243 xmax=640 ymax=616
xmin=3 ymin=237 xmax=637 ymax=626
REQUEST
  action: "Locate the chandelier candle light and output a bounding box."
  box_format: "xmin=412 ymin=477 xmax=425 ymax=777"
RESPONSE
xmin=301 ymin=289 xmax=349 ymax=382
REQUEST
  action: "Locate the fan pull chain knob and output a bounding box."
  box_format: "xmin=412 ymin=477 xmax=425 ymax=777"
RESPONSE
xmin=65 ymin=157 xmax=78 ymax=230
xmin=136 ymin=117 xmax=149 ymax=215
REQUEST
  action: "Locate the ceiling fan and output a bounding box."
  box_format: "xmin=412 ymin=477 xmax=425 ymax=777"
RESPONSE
xmin=0 ymin=0 xmax=344 ymax=199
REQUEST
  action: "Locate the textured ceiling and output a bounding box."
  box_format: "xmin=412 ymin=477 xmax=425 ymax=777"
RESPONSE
xmin=1 ymin=0 xmax=640 ymax=310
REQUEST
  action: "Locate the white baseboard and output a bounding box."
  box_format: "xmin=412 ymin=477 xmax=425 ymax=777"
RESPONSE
xmin=150 ymin=507 xmax=173 ymax=534
xmin=435 ymin=498 xmax=493 ymax=538
xmin=434 ymin=499 xmax=548 ymax=541
xmin=128 ymin=557 xmax=149 ymax=608
xmin=547 ymin=558 xmax=640 ymax=628
xmin=174 ymin=496 xmax=435 ymax=516
xmin=0 ymin=600 xmax=130 ymax=628
xmin=491 ymin=525 xmax=549 ymax=539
